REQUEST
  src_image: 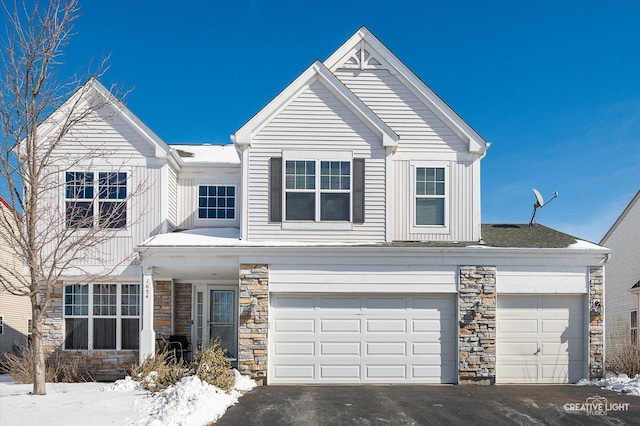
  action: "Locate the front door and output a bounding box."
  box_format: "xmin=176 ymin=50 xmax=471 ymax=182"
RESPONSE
xmin=193 ymin=286 xmax=237 ymax=361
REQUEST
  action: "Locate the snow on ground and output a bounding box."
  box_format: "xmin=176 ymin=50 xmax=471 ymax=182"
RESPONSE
xmin=577 ymin=373 xmax=640 ymax=396
xmin=0 ymin=371 xmax=256 ymax=426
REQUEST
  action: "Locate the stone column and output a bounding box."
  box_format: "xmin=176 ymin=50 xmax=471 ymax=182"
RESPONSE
xmin=589 ymin=266 xmax=604 ymax=379
xmin=458 ymin=265 xmax=497 ymax=385
xmin=238 ymin=264 xmax=268 ymax=382
xmin=139 ymin=267 xmax=155 ymax=363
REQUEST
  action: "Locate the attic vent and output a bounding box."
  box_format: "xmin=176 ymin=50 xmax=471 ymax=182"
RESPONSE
xmin=176 ymin=149 xmax=194 ymax=158
xmin=343 ymin=47 xmax=384 ymax=70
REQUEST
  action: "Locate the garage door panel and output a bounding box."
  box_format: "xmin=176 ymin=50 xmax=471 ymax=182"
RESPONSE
xmin=274 ymin=318 xmax=315 ymax=333
xmin=273 ymin=296 xmax=316 ymax=309
xmin=320 ymin=342 xmax=360 ymax=355
xmin=366 ymin=319 xmax=406 ymax=333
xmin=497 ymin=364 xmax=538 ymax=382
xmin=320 ymin=319 xmax=361 ymax=333
xmin=320 ymin=365 xmax=361 ymax=379
xmin=270 ymin=294 xmax=456 ymax=384
xmin=366 ymin=365 xmax=406 ymax=379
xmin=499 ymin=341 xmax=538 ymax=356
xmin=366 ymin=297 xmax=407 ymax=309
xmin=540 ymin=319 xmax=570 ymax=334
xmin=498 ymin=319 xmax=538 ymax=333
xmin=273 ymin=341 xmax=315 ymax=356
xmin=319 ymin=297 xmax=361 ymax=310
xmin=366 ymin=341 xmax=406 ymax=356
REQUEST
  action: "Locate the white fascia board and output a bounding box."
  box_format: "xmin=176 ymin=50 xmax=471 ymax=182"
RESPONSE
xmin=324 ymin=27 xmax=488 ymax=155
xmin=232 ymin=60 xmax=398 ymax=149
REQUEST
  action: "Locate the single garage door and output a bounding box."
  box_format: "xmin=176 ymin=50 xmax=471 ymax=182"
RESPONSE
xmin=497 ymin=295 xmax=586 ymax=384
xmin=269 ymin=294 xmax=456 ymax=384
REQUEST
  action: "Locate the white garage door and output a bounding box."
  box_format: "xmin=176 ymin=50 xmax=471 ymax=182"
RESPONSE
xmin=497 ymin=295 xmax=586 ymax=384
xmin=269 ymin=294 xmax=456 ymax=384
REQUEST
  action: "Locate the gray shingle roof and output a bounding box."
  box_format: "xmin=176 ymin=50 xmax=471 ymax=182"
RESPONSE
xmin=480 ymin=224 xmax=578 ymax=248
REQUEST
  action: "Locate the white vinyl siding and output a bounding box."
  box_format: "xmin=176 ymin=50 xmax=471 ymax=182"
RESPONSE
xmin=247 ymin=80 xmax=386 ymax=242
xmin=392 ymin=160 xmax=478 ymax=242
xmin=334 ymin=69 xmax=467 ymax=153
xmin=497 ymin=295 xmax=586 ymax=384
xmin=270 ymin=294 xmax=457 ymax=384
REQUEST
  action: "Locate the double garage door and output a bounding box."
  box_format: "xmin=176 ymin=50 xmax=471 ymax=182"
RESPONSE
xmin=269 ymin=293 xmax=586 ymax=384
xmin=269 ymin=294 xmax=457 ymax=384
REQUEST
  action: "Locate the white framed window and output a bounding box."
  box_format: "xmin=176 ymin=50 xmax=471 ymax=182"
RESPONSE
xmin=410 ymin=162 xmax=449 ymax=233
xmin=284 ymin=159 xmax=351 ymax=222
xmin=65 ymin=171 xmax=127 ymax=229
xmin=632 ymin=310 xmax=638 ymax=345
xmin=64 ymin=283 xmax=140 ymax=350
xmin=198 ymin=185 xmax=236 ymax=220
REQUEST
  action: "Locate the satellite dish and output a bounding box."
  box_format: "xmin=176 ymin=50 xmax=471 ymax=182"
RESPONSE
xmin=529 ymin=188 xmax=558 ymax=226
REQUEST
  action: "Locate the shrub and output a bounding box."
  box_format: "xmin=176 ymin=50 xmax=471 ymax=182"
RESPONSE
xmin=131 ymin=351 xmax=189 ymax=393
xmin=606 ymin=337 xmax=640 ymax=377
xmin=193 ymin=339 xmax=234 ymax=392
xmin=0 ymin=343 xmax=93 ymax=383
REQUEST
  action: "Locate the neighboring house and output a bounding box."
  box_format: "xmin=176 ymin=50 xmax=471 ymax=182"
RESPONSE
xmin=601 ymin=190 xmax=640 ymax=348
xmin=39 ymin=27 xmax=609 ymax=384
xmin=0 ymin=197 xmax=30 ymax=354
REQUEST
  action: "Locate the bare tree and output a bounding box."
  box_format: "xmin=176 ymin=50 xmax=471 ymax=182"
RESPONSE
xmin=0 ymin=0 xmax=143 ymax=395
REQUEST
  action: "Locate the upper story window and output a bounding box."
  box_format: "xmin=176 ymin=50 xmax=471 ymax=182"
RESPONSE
xmin=65 ymin=171 xmax=127 ymax=229
xmin=285 ymin=160 xmax=351 ymax=221
xmin=415 ymin=167 xmax=445 ymax=226
xmin=198 ymin=185 xmax=236 ymax=219
xmin=632 ymin=310 xmax=638 ymax=345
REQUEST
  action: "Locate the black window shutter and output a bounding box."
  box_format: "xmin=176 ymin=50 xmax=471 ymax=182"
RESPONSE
xmin=353 ymin=158 xmax=365 ymax=224
xmin=270 ymin=157 xmax=283 ymax=223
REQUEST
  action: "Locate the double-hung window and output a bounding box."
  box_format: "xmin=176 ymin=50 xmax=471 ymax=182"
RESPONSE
xmin=65 ymin=171 xmax=127 ymax=229
xmin=414 ymin=166 xmax=446 ymax=227
xmin=198 ymin=185 xmax=236 ymax=219
xmin=284 ymin=160 xmax=351 ymax=221
xmin=64 ymin=283 xmax=140 ymax=350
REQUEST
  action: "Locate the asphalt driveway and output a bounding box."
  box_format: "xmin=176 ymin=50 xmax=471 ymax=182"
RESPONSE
xmin=218 ymin=385 xmax=638 ymax=425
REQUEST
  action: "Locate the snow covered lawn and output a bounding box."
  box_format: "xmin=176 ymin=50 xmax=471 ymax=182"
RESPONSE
xmin=0 ymin=371 xmax=256 ymax=426
xmin=577 ymin=373 xmax=640 ymax=396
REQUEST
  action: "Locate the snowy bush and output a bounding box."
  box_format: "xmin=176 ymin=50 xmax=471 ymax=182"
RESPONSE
xmin=131 ymin=351 xmax=189 ymax=393
xmin=193 ymin=339 xmax=234 ymax=392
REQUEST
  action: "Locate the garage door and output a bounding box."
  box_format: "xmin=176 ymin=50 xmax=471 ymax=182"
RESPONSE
xmin=497 ymin=295 xmax=585 ymax=384
xmin=269 ymin=294 xmax=456 ymax=384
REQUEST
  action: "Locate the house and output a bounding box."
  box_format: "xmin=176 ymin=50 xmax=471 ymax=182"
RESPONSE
xmin=39 ymin=27 xmax=609 ymax=384
xmin=0 ymin=197 xmax=31 ymax=354
xmin=601 ymin=190 xmax=640 ymax=348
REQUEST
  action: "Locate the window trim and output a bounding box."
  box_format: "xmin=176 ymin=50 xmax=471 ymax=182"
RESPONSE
xmin=63 ymin=283 xmax=140 ymax=351
xmin=195 ymin=184 xmax=237 ymax=222
xmin=0 ymin=315 xmax=3 ymax=335
xmin=409 ymin=161 xmax=450 ymax=234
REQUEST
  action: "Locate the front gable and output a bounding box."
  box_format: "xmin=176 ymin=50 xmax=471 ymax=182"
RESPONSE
xmin=325 ymin=27 xmax=488 ymax=156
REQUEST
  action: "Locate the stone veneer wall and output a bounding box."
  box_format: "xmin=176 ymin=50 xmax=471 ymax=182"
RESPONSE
xmin=589 ymin=266 xmax=605 ymax=379
xmin=174 ymin=283 xmax=192 ymax=340
xmin=238 ymin=264 xmax=269 ymax=382
xmin=458 ymin=266 xmax=497 ymax=385
xmin=42 ymin=283 xmax=137 ymax=380
xmin=154 ymin=280 xmax=172 ymax=339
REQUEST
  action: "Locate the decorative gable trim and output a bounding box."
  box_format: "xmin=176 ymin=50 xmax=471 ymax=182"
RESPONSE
xmin=232 ymin=61 xmax=399 ymax=149
xmin=324 ymin=26 xmax=489 ymax=155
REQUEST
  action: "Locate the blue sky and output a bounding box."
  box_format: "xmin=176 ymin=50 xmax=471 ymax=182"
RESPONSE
xmin=7 ymin=0 xmax=640 ymax=242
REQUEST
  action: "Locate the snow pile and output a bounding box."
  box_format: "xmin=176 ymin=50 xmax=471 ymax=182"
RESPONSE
xmin=577 ymin=373 xmax=640 ymax=396
xmin=101 ymin=375 xmax=140 ymax=392
xmin=135 ymin=375 xmax=242 ymax=426
xmin=233 ymin=369 xmax=257 ymax=392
